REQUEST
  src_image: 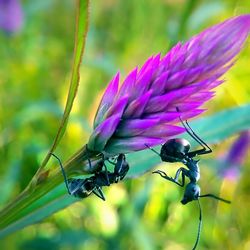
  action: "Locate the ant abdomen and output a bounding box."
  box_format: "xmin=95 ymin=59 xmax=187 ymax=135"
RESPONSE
xmin=68 ymin=178 xmax=93 ymax=198
xmin=160 ymin=138 xmax=191 ymax=162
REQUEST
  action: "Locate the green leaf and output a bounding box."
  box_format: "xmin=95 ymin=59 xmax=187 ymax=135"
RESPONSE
xmin=0 ymin=185 xmax=75 ymax=238
xmin=39 ymin=0 xmax=90 ymax=170
xmin=0 ymin=0 xmax=90 ymax=238
xmin=190 ymin=105 xmax=250 ymax=144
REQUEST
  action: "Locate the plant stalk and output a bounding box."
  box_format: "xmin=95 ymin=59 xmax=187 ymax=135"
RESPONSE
xmin=0 ymin=145 xmax=102 ymax=229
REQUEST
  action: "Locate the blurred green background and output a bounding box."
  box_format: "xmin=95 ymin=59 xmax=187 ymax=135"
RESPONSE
xmin=0 ymin=0 xmax=250 ymax=249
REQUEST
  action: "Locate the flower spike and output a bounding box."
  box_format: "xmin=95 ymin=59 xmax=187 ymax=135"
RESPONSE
xmin=89 ymin=15 xmax=250 ymax=155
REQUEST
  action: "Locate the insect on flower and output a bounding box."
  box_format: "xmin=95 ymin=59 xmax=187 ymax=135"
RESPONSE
xmin=88 ymin=15 xmax=250 ymax=157
xmin=52 ymin=153 xmax=129 ymax=201
xmin=85 ymin=15 xmax=250 ymax=246
xmin=146 ymin=109 xmax=231 ymax=250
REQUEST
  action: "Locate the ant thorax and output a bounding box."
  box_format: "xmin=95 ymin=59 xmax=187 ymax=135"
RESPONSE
xmin=185 ymin=158 xmax=200 ymax=182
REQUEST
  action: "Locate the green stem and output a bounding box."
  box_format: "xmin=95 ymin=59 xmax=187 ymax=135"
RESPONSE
xmin=0 ymin=0 xmax=91 ymax=233
xmin=0 ymin=145 xmax=102 ymax=229
xmin=37 ymin=0 xmax=90 ymax=175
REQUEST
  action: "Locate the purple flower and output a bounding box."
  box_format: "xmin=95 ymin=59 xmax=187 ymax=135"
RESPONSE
xmin=88 ymin=15 xmax=250 ymax=155
xmin=0 ymin=0 xmax=23 ymax=33
xmin=219 ymin=130 xmax=250 ymax=180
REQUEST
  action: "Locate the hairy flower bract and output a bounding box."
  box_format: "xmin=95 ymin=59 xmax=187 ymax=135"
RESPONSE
xmin=88 ymin=15 xmax=250 ymax=155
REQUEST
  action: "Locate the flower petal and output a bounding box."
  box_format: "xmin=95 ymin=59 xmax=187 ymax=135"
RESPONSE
xmin=115 ymin=119 xmax=159 ymax=137
xmin=94 ymin=73 xmax=119 ymax=128
xmin=105 ymin=95 xmax=129 ymax=119
xmin=104 ymin=136 xmax=166 ymax=154
xmin=167 ymin=101 xmax=204 ymax=112
xmin=141 ymin=124 xmax=185 ymax=137
xmin=123 ymin=90 xmax=152 ymax=118
xmin=134 ymin=66 xmax=154 ymax=98
xmin=151 ymin=71 xmax=169 ymax=96
xmin=88 ymin=115 xmax=121 ymax=152
xmin=116 ymin=68 xmax=137 ymax=100
xmin=145 ymin=86 xmax=196 ymax=113
xmin=145 ymin=109 xmax=205 ymax=123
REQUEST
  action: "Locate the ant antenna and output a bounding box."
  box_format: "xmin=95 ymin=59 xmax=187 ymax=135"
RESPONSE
xmin=199 ymin=194 xmax=231 ymax=204
xmin=51 ymin=153 xmax=71 ymax=195
xmin=145 ymin=144 xmax=161 ymax=157
xmin=192 ymin=199 xmax=202 ymax=250
xmin=184 ymin=119 xmax=212 ymax=152
xmin=191 ymin=195 xmax=230 ymax=249
xmin=176 ymin=107 xmax=212 ymax=152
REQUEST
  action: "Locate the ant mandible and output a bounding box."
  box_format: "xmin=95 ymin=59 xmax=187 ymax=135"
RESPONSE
xmin=146 ymin=108 xmax=231 ymax=250
xmin=52 ymin=152 xmax=129 ymax=201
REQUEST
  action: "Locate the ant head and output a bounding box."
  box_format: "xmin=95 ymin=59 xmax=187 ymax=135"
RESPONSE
xmin=181 ymin=183 xmax=200 ymax=205
xmin=160 ymin=138 xmax=190 ymax=162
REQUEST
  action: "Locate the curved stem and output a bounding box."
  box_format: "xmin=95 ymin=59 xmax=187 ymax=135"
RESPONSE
xmin=0 ymin=145 xmax=102 ymax=229
xmin=36 ymin=0 xmax=90 ymax=175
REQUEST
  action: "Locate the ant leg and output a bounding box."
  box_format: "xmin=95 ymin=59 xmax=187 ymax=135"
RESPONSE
xmin=171 ymin=167 xmax=188 ymax=187
xmin=187 ymin=148 xmax=212 ymax=158
xmin=184 ymin=120 xmax=212 ymax=156
xmin=152 ymin=169 xmax=182 ymax=186
xmin=153 ymin=168 xmax=187 ymax=187
xmin=51 ymin=153 xmax=72 ymax=195
xmin=184 ymin=120 xmax=211 ymax=150
xmin=199 ymin=194 xmax=231 ymax=204
xmin=114 ymin=159 xmax=129 ymax=183
xmin=92 ymin=187 xmax=106 ymax=201
xmin=176 ymin=107 xmax=212 ymax=157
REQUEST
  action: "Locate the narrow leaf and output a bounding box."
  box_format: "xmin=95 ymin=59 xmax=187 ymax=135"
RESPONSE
xmin=0 ymin=0 xmax=90 ymax=236
xmin=39 ymin=0 xmax=90 ymax=171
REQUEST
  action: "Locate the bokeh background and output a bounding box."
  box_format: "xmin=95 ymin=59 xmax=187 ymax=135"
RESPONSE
xmin=0 ymin=0 xmax=250 ymax=249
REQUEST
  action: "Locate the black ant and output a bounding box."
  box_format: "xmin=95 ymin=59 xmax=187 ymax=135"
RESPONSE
xmin=146 ymin=109 xmax=231 ymax=250
xmin=52 ymin=153 xmax=129 ymax=201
